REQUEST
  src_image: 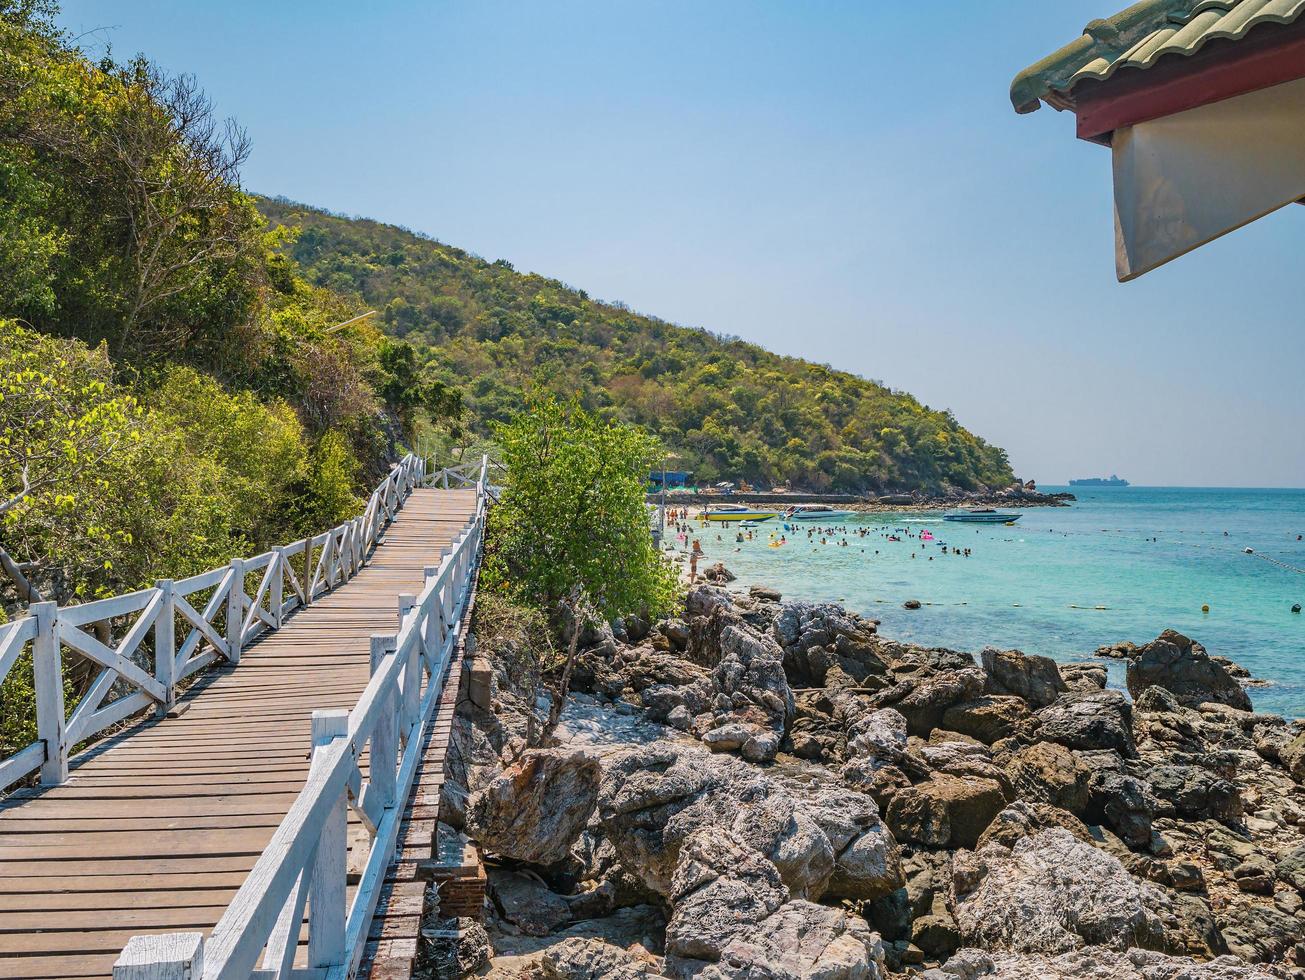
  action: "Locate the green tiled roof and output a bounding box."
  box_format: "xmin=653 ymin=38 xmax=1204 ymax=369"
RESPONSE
xmin=1011 ymin=0 xmax=1305 ymax=113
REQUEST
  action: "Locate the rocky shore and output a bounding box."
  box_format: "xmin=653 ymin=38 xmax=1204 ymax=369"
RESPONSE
xmin=667 ymin=483 xmax=1074 ymax=513
xmin=424 ymin=585 xmax=1305 ymax=979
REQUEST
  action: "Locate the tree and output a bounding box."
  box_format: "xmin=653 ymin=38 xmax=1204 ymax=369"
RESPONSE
xmin=481 ymin=396 xmax=679 ymax=729
xmin=0 ymin=320 xmax=137 ymax=603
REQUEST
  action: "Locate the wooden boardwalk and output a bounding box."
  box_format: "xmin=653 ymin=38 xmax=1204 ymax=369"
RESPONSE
xmin=0 ymin=488 xmax=477 ymax=980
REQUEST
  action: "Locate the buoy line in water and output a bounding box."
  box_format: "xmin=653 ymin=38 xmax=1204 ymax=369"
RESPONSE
xmin=1244 ymin=550 xmax=1305 ymax=575
xmin=1029 ymin=523 xmax=1305 ymax=576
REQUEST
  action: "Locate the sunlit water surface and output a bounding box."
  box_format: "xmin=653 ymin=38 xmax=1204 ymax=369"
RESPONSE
xmin=666 ymin=487 xmax=1305 ymax=718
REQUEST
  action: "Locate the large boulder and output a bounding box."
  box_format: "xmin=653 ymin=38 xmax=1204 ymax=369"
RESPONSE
xmin=665 ymin=829 xmax=788 ymax=963
xmin=713 ymin=623 xmax=796 ymax=736
xmin=1077 ymin=751 xmax=1156 ymax=851
xmin=794 ymin=780 xmax=904 ymax=901
xmin=976 ymin=801 xmax=1093 ymax=850
xmin=773 ymin=601 xmax=887 ymax=689
xmin=1147 ymin=764 xmax=1242 ymax=824
xmin=951 ymin=829 xmax=1171 ymax=954
xmin=982 ymin=648 xmax=1067 ymax=708
xmin=1035 ymin=690 xmax=1137 ymax=757
xmin=465 ymin=747 xmax=601 ymax=865
xmin=1125 ymin=630 xmax=1251 ymax=711
xmin=886 ymin=775 xmax=1009 ymax=850
xmin=928 ymin=947 xmax=1281 ymax=979
xmin=597 ymin=742 xmax=901 ymax=903
xmin=488 ymin=869 xmax=571 ymax=936
xmin=701 ymin=901 xmax=888 ymax=979
xmin=942 ymin=696 xmax=1031 ymax=744
xmin=1004 ymin=741 xmax=1090 ymax=815
xmin=537 ymin=938 xmax=658 ymax=979
xmin=1281 ymin=730 xmax=1305 ymax=782
xmin=1058 ymin=662 xmax=1108 ymax=692
xmin=888 ymin=668 xmax=988 ymax=736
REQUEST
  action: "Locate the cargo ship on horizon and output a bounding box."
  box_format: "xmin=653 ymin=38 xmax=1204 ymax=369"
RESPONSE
xmin=1069 ymin=475 xmax=1130 ymax=487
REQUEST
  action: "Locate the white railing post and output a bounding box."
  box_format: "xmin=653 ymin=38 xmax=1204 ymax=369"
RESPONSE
xmin=154 ymin=579 xmax=176 ymax=715
xmin=31 ymin=601 xmax=67 ymax=785
xmin=368 ymin=634 xmax=398 ymax=808
xmin=113 ymin=932 xmax=204 ymax=979
xmin=422 ymin=565 xmax=440 ymax=667
xmin=270 ymin=550 xmax=284 ymax=629
xmin=302 ymin=539 xmax=315 ymax=606
xmin=226 ymin=557 xmax=245 ymax=665
xmin=397 ymin=594 xmax=419 ymax=743
xmin=308 ymin=709 xmax=348 ymax=968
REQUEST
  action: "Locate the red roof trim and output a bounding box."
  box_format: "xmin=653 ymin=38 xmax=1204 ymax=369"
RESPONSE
xmin=1074 ymin=20 xmax=1305 ymax=142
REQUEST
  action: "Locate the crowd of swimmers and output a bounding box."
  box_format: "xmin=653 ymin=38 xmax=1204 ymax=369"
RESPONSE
xmin=665 ymin=510 xmax=974 ymax=561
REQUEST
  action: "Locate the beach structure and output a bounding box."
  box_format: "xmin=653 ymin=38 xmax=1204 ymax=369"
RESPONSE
xmin=1011 ymin=0 xmax=1305 ymax=280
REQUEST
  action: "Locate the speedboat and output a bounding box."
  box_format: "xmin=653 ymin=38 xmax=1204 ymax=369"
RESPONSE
xmin=784 ymin=504 xmax=856 ymax=521
xmin=702 ymin=505 xmax=779 ymax=523
xmin=942 ymin=509 xmax=1022 ymax=523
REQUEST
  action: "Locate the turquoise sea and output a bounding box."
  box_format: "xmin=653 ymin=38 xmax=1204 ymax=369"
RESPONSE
xmin=668 ymin=487 xmax=1305 ymax=718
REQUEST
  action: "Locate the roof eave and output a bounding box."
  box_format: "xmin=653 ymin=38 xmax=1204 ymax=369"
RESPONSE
xmin=1010 ymin=0 xmax=1200 ymax=113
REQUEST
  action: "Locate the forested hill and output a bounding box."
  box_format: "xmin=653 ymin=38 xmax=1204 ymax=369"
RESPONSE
xmin=259 ymin=198 xmax=1015 ymax=494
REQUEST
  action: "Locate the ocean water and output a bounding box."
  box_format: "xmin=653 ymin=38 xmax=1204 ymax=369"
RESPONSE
xmin=666 ymin=487 xmax=1305 ymax=718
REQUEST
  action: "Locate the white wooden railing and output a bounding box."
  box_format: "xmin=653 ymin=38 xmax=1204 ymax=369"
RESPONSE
xmin=113 ymin=455 xmax=491 ymax=980
xmin=427 ymin=454 xmax=505 ymax=500
xmin=0 ymin=453 xmax=426 ymax=795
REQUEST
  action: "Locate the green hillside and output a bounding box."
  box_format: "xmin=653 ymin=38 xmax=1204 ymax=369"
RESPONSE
xmin=259 ymin=198 xmax=1015 ymax=494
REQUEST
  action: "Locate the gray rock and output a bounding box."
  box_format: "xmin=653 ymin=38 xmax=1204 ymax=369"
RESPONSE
xmin=703 ymin=721 xmax=761 ymax=752
xmin=1282 ymin=730 xmax=1305 ymax=781
xmin=1277 ymin=843 xmax=1305 ymax=893
xmin=1004 ymin=741 xmax=1090 ymax=815
xmin=598 ymin=743 xmax=900 ymax=902
xmin=1217 ymin=899 xmax=1301 ymax=963
xmin=537 ymin=937 xmax=658 ymax=979
xmin=982 ymin=648 xmax=1067 ymax=708
xmin=665 ymin=829 xmax=788 ymax=963
xmin=1231 ymin=855 xmax=1275 ymax=895
xmin=713 ymin=623 xmax=795 ymax=733
xmin=1078 ymin=752 xmax=1155 ymax=851
xmin=934 ymin=946 xmax=1281 ymax=979
xmin=742 ymin=730 xmax=781 ymax=763
xmin=886 ymin=774 xmax=1009 ymax=850
xmin=701 ymin=901 xmax=888 ymax=979
xmin=976 ymin=801 xmax=1093 ymax=850
xmin=1036 ymin=690 xmax=1137 ymax=757
xmin=774 ymin=601 xmax=886 ymax=689
xmin=466 ymin=748 xmax=601 ymax=865
xmin=1147 ymin=764 xmax=1242 ymax=824
xmin=942 ymin=696 xmax=1031 ymax=744
xmin=1125 ymin=630 xmax=1251 ymax=711
xmin=489 ymin=869 xmax=572 ymax=936
xmin=951 ymin=829 xmax=1171 ymax=954
xmin=891 ymin=667 xmax=988 ymax=736
xmin=1058 ymin=662 xmax=1107 ymax=692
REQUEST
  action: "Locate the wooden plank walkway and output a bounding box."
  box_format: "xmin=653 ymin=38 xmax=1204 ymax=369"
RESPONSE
xmin=0 ymin=488 xmax=477 ymax=980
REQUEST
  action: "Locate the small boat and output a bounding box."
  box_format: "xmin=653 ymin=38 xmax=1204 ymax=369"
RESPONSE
xmin=702 ymin=505 xmax=779 ymax=523
xmin=784 ymin=504 xmax=856 ymax=521
xmin=942 ymin=509 xmax=1022 ymax=524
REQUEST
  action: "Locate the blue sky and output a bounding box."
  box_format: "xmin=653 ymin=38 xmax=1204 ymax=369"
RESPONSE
xmin=58 ymin=1 xmax=1305 ymax=487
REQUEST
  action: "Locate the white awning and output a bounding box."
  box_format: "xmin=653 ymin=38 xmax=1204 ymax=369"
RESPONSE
xmin=1112 ymin=75 xmax=1305 ymax=281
